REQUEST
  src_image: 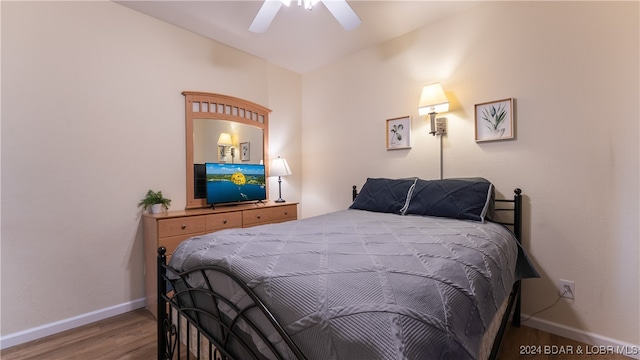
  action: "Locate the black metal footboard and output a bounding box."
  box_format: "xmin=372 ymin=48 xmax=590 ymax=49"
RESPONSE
xmin=157 ymin=247 xmax=306 ymax=360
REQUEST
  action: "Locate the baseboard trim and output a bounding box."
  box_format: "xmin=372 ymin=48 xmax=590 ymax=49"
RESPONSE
xmin=523 ymin=314 xmax=640 ymax=359
xmin=0 ymin=298 xmax=146 ymax=350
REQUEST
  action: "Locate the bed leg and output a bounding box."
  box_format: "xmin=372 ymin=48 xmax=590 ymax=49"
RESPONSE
xmin=157 ymin=247 xmax=167 ymax=360
xmin=512 ymin=280 xmax=522 ymax=328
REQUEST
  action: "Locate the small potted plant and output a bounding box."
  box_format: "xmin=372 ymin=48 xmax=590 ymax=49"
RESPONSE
xmin=138 ymin=190 xmax=171 ymax=214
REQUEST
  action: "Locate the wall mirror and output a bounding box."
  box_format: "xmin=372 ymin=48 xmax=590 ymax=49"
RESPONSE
xmin=184 ymin=91 xmax=270 ymax=209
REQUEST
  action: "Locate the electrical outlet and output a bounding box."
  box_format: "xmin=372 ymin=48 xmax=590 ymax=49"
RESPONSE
xmin=558 ymin=279 xmax=575 ymax=299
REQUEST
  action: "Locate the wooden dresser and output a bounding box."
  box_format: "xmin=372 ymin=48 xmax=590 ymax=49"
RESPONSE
xmin=143 ymin=201 xmax=298 ymax=318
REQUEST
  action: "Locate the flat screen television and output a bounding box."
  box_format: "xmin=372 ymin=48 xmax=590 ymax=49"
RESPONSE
xmin=205 ymin=163 xmax=266 ymax=206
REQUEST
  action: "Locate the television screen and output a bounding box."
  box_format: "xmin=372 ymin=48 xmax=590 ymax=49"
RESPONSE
xmin=205 ymin=163 xmax=266 ymax=205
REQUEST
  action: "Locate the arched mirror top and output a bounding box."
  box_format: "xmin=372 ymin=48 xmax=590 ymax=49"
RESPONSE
xmin=184 ymin=91 xmax=270 ymax=209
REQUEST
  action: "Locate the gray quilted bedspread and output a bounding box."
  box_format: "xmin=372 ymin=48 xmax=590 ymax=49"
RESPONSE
xmin=169 ymin=209 xmax=537 ymax=360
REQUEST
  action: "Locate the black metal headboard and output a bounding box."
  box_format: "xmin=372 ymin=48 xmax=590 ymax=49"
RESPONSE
xmin=493 ymin=188 xmax=522 ymax=242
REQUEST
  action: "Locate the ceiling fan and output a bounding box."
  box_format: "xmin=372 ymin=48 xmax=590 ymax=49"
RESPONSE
xmin=249 ymin=0 xmax=361 ymax=33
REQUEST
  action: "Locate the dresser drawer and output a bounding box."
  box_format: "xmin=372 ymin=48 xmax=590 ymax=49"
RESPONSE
xmin=243 ymin=204 xmax=297 ymax=227
xmin=206 ymin=212 xmax=243 ymax=232
xmin=158 ymin=233 xmax=204 ymax=256
xmin=158 ymin=216 xmax=206 ymax=238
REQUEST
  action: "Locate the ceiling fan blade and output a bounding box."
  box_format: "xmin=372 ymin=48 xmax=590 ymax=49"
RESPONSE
xmin=249 ymin=0 xmax=284 ymax=33
xmin=322 ymin=0 xmax=361 ymax=31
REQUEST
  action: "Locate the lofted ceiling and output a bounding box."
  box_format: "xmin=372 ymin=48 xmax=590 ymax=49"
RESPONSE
xmin=116 ymin=1 xmax=479 ymax=74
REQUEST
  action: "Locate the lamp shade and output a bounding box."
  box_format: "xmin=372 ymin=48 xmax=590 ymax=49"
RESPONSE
xmin=270 ymin=156 xmax=292 ymax=177
xmin=217 ymin=132 xmax=233 ymax=146
xmin=418 ymin=83 xmax=450 ymax=115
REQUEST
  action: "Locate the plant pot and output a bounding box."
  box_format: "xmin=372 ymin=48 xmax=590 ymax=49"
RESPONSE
xmin=150 ymin=204 xmax=164 ymax=214
xmin=489 ymin=128 xmax=505 ymax=137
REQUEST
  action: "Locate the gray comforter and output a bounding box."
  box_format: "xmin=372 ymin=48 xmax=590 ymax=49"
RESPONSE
xmin=169 ymin=209 xmax=537 ymax=360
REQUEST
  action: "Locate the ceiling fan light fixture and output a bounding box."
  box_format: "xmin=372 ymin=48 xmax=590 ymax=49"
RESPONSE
xmin=298 ymin=0 xmax=319 ymax=10
xmin=250 ymin=0 xmax=361 ymax=33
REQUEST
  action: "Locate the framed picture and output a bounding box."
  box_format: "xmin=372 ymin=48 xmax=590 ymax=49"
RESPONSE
xmin=475 ymin=98 xmax=515 ymax=142
xmin=386 ymin=116 xmax=411 ymax=150
xmin=240 ymin=142 xmax=250 ymax=161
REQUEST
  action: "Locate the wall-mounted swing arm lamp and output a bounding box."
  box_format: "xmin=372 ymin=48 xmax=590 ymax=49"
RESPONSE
xmin=418 ymin=83 xmax=450 ymax=179
xmin=270 ymin=156 xmax=292 ymax=203
xmin=217 ymin=132 xmax=235 ymax=163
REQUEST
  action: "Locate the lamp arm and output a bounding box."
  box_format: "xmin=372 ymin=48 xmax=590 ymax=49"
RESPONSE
xmin=429 ymin=112 xmax=437 ymax=136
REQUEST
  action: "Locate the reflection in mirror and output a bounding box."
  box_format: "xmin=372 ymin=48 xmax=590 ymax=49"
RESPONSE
xmin=193 ymin=119 xmax=265 ymax=199
xmin=193 ymin=119 xmax=264 ymax=165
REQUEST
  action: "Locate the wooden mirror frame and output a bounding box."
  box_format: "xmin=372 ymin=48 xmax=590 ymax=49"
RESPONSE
xmin=183 ymin=91 xmax=270 ymax=209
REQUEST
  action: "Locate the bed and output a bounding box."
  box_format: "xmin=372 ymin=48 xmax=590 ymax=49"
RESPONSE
xmin=156 ymin=177 xmax=538 ymax=360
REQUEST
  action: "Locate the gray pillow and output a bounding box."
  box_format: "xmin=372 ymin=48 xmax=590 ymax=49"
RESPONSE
xmin=404 ymin=178 xmax=494 ymax=222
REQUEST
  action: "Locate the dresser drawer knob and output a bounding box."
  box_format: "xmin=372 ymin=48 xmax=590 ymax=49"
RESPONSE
xmin=284 ymin=211 xmax=288 ymax=215
xmin=181 ymin=224 xmax=186 ymax=230
xmin=257 ymin=215 xmax=261 ymax=219
xmin=223 ymin=219 xmax=227 ymax=224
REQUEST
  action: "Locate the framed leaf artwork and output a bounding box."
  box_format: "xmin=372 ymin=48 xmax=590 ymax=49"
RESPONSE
xmin=475 ymin=98 xmax=515 ymax=142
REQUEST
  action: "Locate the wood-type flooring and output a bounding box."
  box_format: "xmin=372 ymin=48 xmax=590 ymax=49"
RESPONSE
xmin=1 ymin=309 xmax=634 ymax=360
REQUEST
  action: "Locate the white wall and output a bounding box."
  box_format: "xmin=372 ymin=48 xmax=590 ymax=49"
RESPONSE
xmin=301 ymin=1 xmax=639 ymax=348
xmin=265 ymin=65 xmax=303 ymax=205
xmin=0 ymin=1 xmax=301 ymax=339
xmin=1 ymin=0 xmax=638 ymax=352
